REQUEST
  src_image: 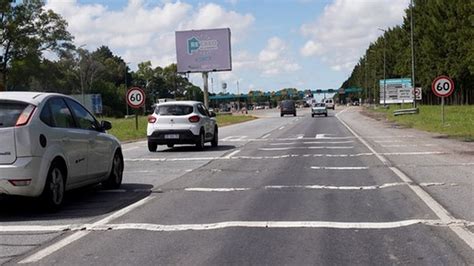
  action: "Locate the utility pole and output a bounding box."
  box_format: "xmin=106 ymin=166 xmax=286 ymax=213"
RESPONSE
xmin=237 ymin=80 xmax=240 ymax=111
xmin=378 ymin=28 xmax=387 ymax=107
xmin=202 ymin=72 xmax=209 ymax=109
xmin=410 ymin=0 xmax=416 ymax=108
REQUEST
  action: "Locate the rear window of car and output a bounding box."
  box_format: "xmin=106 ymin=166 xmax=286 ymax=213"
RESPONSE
xmin=281 ymin=101 xmax=294 ymax=108
xmin=155 ymin=105 xmax=194 ymax=116
xmin=315 ymin=103 xmax=325 ymax=107
xmin=0 ymin=101 xmax=28 ymax=128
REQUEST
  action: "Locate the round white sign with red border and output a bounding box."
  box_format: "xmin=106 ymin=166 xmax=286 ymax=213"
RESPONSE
xmin=126 ymin=87 xmax=146 ymax=109
xmin=432 ymin=76 xmax=454 ymax=98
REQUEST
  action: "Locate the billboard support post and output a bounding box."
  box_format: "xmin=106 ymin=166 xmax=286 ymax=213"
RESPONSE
xmin=202 ymin=72 xmax=209 ymax=109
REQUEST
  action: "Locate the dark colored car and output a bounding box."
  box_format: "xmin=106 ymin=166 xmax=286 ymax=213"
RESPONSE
xmin=280 ymin=100 xmax=296 ymax=117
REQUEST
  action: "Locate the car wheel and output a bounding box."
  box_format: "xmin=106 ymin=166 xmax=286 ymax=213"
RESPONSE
xmin=167 ymin=144 xmax=174 ymax=148
xmin=42 ymin=162 xmax=65 ymax=211
xmin=325 ymin=113 xmax=328 ymax=117
xmin=280 ymin=113 xmax=283 ymax=117
xmin=211 ymin=127 xmax=218 ymax=147
xmin=294 ymin=113 xmax=296 ymax=117
xmin=196 ymin=130 xmax=205 ymax=150
xmin=102 ymin=151 xmax=123 ymax=189
xmin=148 ymin=141 xmax=157 ymax=152
xmin=311 ymin=114 xmax=314 ymax=117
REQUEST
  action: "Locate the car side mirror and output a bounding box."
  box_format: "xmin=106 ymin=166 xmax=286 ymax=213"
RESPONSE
xmin=209 ymin=111 xmax=216 ymax=117
xmin=101 ymin=120 xmax=112 ymax=131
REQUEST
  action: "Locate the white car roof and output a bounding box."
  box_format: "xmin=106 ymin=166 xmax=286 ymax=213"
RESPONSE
xmin=0 ymin=91 xmax=66 ymax=106
xmin=156 ymin=101 xmax=202 ymax=107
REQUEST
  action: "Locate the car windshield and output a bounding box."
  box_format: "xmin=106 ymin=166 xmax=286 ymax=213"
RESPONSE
xmin=155 ymin=105 xmax=193 ymax=116
xmin=0 ymin=101 xmax=28 ymax=128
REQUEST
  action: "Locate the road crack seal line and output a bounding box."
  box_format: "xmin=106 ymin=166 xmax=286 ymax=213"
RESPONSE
xmin=3 ymin=220 xmax=474 ymax=234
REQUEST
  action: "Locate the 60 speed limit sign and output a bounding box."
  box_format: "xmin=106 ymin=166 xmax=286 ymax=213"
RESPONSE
xmin=126 ymin=87 xmax=146 ymax=109
xmin=432 ymin=76 xmax=455 ymax=98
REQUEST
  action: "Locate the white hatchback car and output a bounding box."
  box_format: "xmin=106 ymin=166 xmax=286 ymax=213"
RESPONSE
xmin=0 ymin=92 xmax=123 ymax=210
xmin=324 ymin=98 xmax=335 ymax=110
xmin=147 ymin=101 xmax=218 ymax=151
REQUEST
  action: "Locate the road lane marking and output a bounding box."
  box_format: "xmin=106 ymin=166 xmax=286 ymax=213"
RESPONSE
xmin=311 ymin=166 xmax=369 ymax=170
xmin=297 ymin=134 xmax=304 ymax=139
xmin=185 ymin=188 xmax=250 ymax=192
xmin=259 ymin=146 xmax=354 ymax=151
xmin=261 ymin=134 xmax=271 ymax=139
xmin=224 ymin=149 xmax=241 ymax=159
xmin=4 ymin=220 xmax=473 ymax=234
xmin=303 ymin=141 xmax=354 ymax=144
xmin=18 ymin=196 xmax=156 ymax=264
xmin=278 ymin=126 xmax=285 ymax=130
xmin=124 ymin=152 xmax=447 ymax=162
xmin=122 ymin=146 xmax=140 ymax=152
xmin=315 ymin=134 xmax=325 ymax=139
xmin=381 ymin=144 xmax=436 ymax=148
xmin=336 ymin=109 xmax=474 ymax=250
xmin=265 ymin=183 xmax=406 ymax=190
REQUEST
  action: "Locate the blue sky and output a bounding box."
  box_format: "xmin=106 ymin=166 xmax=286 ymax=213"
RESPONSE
xmin=46 ymin=0 xmax=410 ymax=94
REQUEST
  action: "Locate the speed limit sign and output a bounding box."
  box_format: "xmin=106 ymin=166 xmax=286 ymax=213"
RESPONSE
xmin=432 ymin=76 xmax=454 ymax=98
xmin=126 ymin=87 xmax=146 ymax=109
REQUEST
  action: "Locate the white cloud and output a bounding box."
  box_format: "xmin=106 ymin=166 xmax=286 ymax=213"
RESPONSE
xmin=45 ymin=0 xmax=254 ymax=69
xmin=300 ymin=0 xmax=409 ymax=71
xmin=258 ymin=37 xmax=301 ymax=76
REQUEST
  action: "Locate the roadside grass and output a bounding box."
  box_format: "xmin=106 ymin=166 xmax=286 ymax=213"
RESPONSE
xmin=105 ymin=114 xmax=256 ymax=142
xmin=369 ymin=105 xmax=474 ymax=141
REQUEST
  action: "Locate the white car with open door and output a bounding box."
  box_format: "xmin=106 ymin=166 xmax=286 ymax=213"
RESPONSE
xmin=0 ymin=92 xmax=123 ymax=210
xmin=147 ymin=101 xmax=218 ymax=151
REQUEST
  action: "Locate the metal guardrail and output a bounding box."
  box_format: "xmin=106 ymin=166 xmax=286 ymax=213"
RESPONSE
xmin=393 ymin=108 xmax=419 ymax=116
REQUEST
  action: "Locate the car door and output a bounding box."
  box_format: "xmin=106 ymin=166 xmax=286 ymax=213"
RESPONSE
xmin=41 ymin=97 xmax=89 ymax=187
xmin=197 ymin=104 xmax=214 ymax=139
xmin=65 ymin=98 xmax=112 ymax=180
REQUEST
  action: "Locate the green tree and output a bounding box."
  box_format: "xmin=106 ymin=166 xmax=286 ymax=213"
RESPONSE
xmin=0 ymin=0 xmax=73 ymax=90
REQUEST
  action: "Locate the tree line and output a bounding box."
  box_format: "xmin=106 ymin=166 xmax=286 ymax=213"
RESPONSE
xmin=1 ymin=1 xmax=202 ymax=117
xmin=341 ymin=0 xmax=473 ymax=105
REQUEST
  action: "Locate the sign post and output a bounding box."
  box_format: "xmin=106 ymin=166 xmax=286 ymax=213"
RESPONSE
xmin=431 ymin=76 xmax=454 ymax=125
xmin=126 ymin=87 xmax=146 ymax=130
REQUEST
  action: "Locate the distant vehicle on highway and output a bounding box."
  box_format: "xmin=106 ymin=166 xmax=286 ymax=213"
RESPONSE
xmin=0 ymin=92 xmax=123 ymax=210
xmin=147 ymin=101 xmax=218 ymax=151
xmin=280 ymin=100 xmax=296 ymax=117
xmin=324 ymin=98 xmax=335 ymax=110
xmin=311 ymin=102 xmax=328 ymax=117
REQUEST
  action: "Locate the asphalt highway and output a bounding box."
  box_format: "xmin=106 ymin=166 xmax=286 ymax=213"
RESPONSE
xmin=1 ymin=107 xmax=473 ymax=265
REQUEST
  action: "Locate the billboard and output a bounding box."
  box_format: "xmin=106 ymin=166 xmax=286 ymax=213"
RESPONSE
xmin=379 ymin=78 xmax=413 ymax=104
xmin=175 ymin=28 xmax=232 ymax=73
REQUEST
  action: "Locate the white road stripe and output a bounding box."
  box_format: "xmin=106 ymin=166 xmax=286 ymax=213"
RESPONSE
xmin=311 ymin=166 xmax=368 ymax=170
xmin=124 ymin=152 xmax=446 ymax=162
xmin=4 ymin=220 xmax=472 ymax=234
xmin=303 ymin=141 xmax=354 ymax=144
xmin=185 ymin=188 xmax=250 ymax=192
xmin=381 ymin=144 xmax=436 ymax=148
xmin=265 ymin=183 xmax=406 ymax=190
xmin=224 ymin=149 xmax=241 ymax=159
xmin=19 ymin=196 xmax=155 ymax=264
xmin=259 ymin=146 xmax=354 ymax=151
xmin=336 ymin=109 xmax=474 ymax=249
xmin=122 ymin=146 xmax=139 ymax=152
xmin=278 ymin=126 xmax=285 ymax=130
xmin=261 ymin=133 xmax=271 ymax=139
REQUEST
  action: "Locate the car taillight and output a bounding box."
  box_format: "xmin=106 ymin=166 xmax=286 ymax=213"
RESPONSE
xmin=148 ymin=115 xmax=157 ymax=123
xmin=15 ymin=105 xmax=36 ymax=127
xmin=8 ymin=179 xmax=32 ymax=186
xmin=188 ymin=115 xmax=200 ymax=123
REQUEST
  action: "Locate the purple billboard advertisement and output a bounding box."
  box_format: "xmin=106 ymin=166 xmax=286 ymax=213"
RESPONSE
xmin=175 ymin=28 xmax=232 ymax=73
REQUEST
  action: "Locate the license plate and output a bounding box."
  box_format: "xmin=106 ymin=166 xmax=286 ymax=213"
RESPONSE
xmin=164 ymin=134 xmax=179 ymax=139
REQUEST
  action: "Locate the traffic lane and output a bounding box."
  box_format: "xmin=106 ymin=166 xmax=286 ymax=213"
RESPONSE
xmin=338 ymin=108 xmax=474 ymax=222
xmin=0 ymin=184 xmax=152 ymax=225
xmin=35 ymin=225 xmax=471 ymax=265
